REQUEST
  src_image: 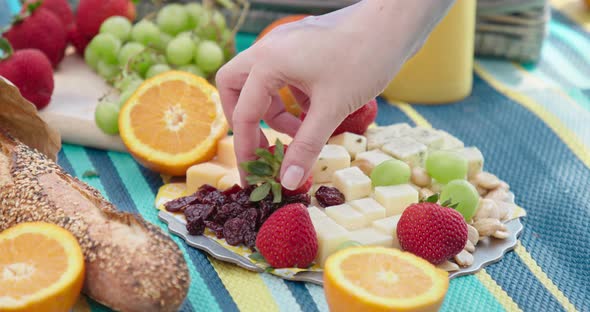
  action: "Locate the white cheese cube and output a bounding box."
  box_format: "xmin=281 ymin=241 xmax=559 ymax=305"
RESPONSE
xmin=311 ymin=145 xmax=351 ymax=183
xmin=325 ymin=203 xmax=368 ymax=230
xmin=328 ymin=132 xmax=367 ymax=159
xmin=186 ymin=162 xmax=228 ymax=194
xmin=333 ymin=167 xmax=372 ymax=201
xmin=381 ymin=137 xmax=427 ymax=167
xmin=438 ymin=130 xmax=464 ymax=150
xmin=349 ymin=198 xmax=386 ymax=223
xmin=217 ymin=170 xmax=241 ymax=190
xmin=216 ymin=136 xmax=236 ymax=167
xmin=350 ymin=228 xmax=394 ymax=247
xmin=352 ymin=150 xmax=393 ymax=175
xmin=374 ymin=184 xmax=419 ymax=216
xmin=314 ymin=217 xmax=350 ymax=267
xmin=457 ymin=147 xmax=484 ymax=178
xmin=372 ymin=215 xmax=402 ymax=249
xmin=262 ymin=128 xmax=293 ymax=145
xmin=365 ymin=123 xmax=411 ymax=150
xmin=308 ymin=206 xmax=328 ymax=228
xmin=405 ymin=127 xmax=445 ymax=150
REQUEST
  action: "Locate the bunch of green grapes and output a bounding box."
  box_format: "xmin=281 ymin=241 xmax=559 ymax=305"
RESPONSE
xmin=85 ymin=3 xmax=235 ymax=135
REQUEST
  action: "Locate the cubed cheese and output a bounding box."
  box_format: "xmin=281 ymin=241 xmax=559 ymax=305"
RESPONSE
xmin=311 ymin=145 xmax=351 ymax=183
xmin=438 ymin=130 xmax=464 ymax=150
xmin=457 ymin=147 xmax=484 ymax=178
xmin=350 ymin=228 xmax=394 ymax=247
xmin=308 ymin=206 xmax=328 ymax=228
xmin=262 ymin=128 xmax=293 ymax=145
xmin=186 ymin=162 xmax=228 ymax=194
xmin=216 ymin=136 xmax=236 ymax=167
xmin=218 ymin=170 xmax=241 ymax=190
xmin=328 ymin=132 xmax=367 ymax=159
xmin=405 ymin=127 xmax=445 ymax=150
xmin=381 ymin=137 xmax=427 ymax=167
xmin=332 ymin=167 xmax=372 ymax=201
xmin=374 ymin=184 xmax=419 ymax=216
xmin=372 ymin=215 xmax=402 ymax=249
xmin=352 ymin=150 xmax=393 ymax=175
xmin=349 ymin=198 xmax=386 ymax=222
xmin=365 ymin=123 xmax=411 ymax=149
xmin=314 ymin=217 xmax=350 ymax=267
xmin=325 ymin=203 xmax=368 ymax=230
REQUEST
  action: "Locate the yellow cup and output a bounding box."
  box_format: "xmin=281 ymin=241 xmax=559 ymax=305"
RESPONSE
xmin=382 ymin=0 xmax=477 ymax=104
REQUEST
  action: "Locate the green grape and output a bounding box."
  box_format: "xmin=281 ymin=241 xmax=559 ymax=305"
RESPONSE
xmin=370 ymin=159 xmax=411 ymax=187
xmin=118 ymin=42 xmax=145 ymax=66
xmin=146 ymin=64 xmax=171 ymax=78
xmin=335 ymin=241 xmax=362 ymax=252
xmin=96 ymin=61 xmax=120 ymax=80
xmin=84 ymin=46 xmax=100 ymax=70
xmin=117 ymin=83 xmax=141 ymax=108
xmin=99 ymin=16 xmax=132 ymax=41
xmin=156 ymin=4 xmax=190 ymax=36
xmin=157 ymin=32 xmax=173 ymax=51
xmin=130 ymin=50 xmax=157 ymax=78
xmin=178 ymin=64 xmax=205 ymax=77
xmin=440 ymin=180 xmax=480 ymax=221
xmin=195 ymin=40 xmax=224 ymax=73
xmin=166 ymin=36 xmax=194 ymax=66
xmin=131 ymin=20 xmax=161 ymax=48
xmin=95 ymin=101 xmax=120 ymax=135
xmin=88 ymin=33 xmax=121 ymax=64
xmin=197 ymin=9 xmax=226 ymax=40
xmin=185 ymin=3 xmax=203 ymax=28
xmin=425 ymin=150 xmax=468 ymax=184
xmin=113 ymin=73 xmax=143 ymax=91
xmin=220 ymin=29 xmax=235 ymax=60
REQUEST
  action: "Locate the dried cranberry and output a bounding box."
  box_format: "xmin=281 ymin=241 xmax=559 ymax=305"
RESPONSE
xmin=223 ymin=218 xmax=249 ymax=246
xmin=315 ymin=186 xmax=345 ymax=207
xmin=202 ymin=190 xmax=227 ymax=207
xmin=197 ymin=184 xmax=217 ymax=195
xmin=205 ymin=221 xmax=225 ymax=239
xmin=186 ymin=215 xmax=205 ymax=235
xmin=238 ymin=208 xmax=258 ymax=231
xmin=215 ymin=202 xmax=246 ymax=225
xmin=283 ymin=193 xmax=311 ymax=206
xmin=164 ymin=194 xmax=199 ymax=212
xmin=185 ymin=203 xmax=216 ymax=222
xmin=230 ymin=190 xmax=251 ymax=207
xmin=222 ymin=184 xmax=243 ymax=196
xmin=243 ymin=230 xmax=257 ymax=250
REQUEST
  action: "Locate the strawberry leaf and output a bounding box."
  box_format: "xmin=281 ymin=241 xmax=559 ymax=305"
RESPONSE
xmin=26 ymin=1 xmax=42 ymax=13
xmin=255 ymin=148 xmax=275 ymax=165
xmin=241 ymin=160 xmax=273 ymax=177
xmin=0 ymin=38 xmax=13 ymax=61
xmin=245 ymin=175 xmax=269 ymax=185
xmin=422 ymin=193 xmax=439 ymax=203
xmin=274 ymin=139 xmax=285 ymax=162
xmin=271 ymin=181 xmax=282 ymax=203
xmin=250 ymin=182 xmax=271 ymax=202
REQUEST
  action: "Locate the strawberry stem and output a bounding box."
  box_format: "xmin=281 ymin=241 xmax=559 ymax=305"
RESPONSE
xmin=0 ymin=38 xmax=14 ymax=61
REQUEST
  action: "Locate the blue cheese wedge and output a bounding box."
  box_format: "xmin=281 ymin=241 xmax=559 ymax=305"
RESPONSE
xmin=405 ymin=127 xmax=445 ymax=150
xmin=364 ymin=123 xmax=411 ymax=149
xmin=311 ymin=145 xmax=351 ymax=183
xmin=456 ymin=146 xmax=484 ymax=178
xmin=381 ymin=137 xmax=427 ymax=167
xmin=438 ymin=130 xmax=465 ymax=150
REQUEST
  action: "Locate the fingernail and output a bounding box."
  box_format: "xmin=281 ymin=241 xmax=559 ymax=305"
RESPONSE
xmin=282 ymin=165 xmax=304 ymax=191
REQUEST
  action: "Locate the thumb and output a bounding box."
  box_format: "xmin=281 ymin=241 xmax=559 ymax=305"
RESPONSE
xmin=279 ymin=97 xmax=346 ymax=190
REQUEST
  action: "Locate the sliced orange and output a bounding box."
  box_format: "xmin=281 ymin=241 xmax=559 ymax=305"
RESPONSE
xmin=324 ymin=247 xmax=449 ymax=312
xmin=119 ymin=71 xmax=229 ymax=176
xmin=0 ymin=222 xmax=85 ymax=312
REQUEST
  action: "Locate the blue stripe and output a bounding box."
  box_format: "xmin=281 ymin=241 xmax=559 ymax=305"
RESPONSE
xmin=547 ymin=36 xmax=590 ymax=83
xmin=551 ymin=9 xmax=590 ymax=42
xmin=134 ymin=160 xmax=239 ymax=312
xmin=408 ymin=73 xmax=590 ymax=311
xmin=284 ymin=281 xmax=320 ymax=312
xmin=375 ymin=97 xmax=415 ymax=126
xmin=57 ymin=149 xmax=75 ymax=176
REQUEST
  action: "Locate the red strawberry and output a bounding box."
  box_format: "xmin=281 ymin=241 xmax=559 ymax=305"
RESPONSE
xmin=24 ymin=0 xmax=75 ymax=42
xmin=0 ymin=47 xmax=54 ymax=110
xmin=74 ymin=0 xmax=135 ymax=54
xmin=256 ymin=203 xmax=318 ymax=268
xmin=300 ymin=98 xmax=378 ymax=137
xmin=268 ymin=144 xmax=313 ymax=196
xmin=3 ymin=7 xmax=67 ymax=68
xmin=397 ymin=202 xmax=467 ymax=264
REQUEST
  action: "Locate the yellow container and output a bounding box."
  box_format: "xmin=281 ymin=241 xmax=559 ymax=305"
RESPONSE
xmin=382 ymin=0 xmax=477 ymax=104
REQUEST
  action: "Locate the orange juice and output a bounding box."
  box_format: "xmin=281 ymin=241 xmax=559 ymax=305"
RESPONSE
xmin=382 ymin=0 xmax=476 ymax=104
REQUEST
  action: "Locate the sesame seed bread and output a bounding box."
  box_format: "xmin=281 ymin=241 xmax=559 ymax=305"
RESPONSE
xmin=0 ymin=130 xmax=190 ymax=312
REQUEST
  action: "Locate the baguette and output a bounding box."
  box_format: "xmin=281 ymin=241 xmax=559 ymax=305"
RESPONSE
xmin=0 ymin=130 xmax=190 ymax=312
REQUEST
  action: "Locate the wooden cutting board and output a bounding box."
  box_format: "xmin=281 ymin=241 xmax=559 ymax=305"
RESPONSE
xmin=39 ymin=50 xmax=127 ymax=152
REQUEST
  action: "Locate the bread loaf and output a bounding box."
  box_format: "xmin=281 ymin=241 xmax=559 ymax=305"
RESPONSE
xmin=0 ymin=130 xmax=190 ymax=312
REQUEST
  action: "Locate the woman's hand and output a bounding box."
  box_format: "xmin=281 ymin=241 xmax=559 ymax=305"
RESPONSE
xmin=216 ymin=0 xmax=455 ymax=190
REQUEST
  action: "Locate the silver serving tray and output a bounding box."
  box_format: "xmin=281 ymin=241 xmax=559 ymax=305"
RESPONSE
xmin=158 ymin=208 xmax=523 ymax=285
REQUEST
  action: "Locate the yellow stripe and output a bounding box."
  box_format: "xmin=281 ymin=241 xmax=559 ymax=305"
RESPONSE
xmin=209 ymin=258 xmax=280 ymax=312
xmin=550 ymin=0 xmax=590 ymax=32
xmin=476 ymin=270 xmax=523 ymax=312
xmin=515 ymin=243 xmax=578 ymax=312
xmin=390 ymin=100 xmax=521 ymax=312
xmin=474 ymin=63 xmax=590 ymax=169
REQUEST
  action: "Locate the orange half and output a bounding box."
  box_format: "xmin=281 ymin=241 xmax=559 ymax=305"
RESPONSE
xmin=119 ymin=71 xmax=229 ymax=176
xmin=324 ymin=247 xmax=449 ymax=312
xmin=0 ymin=222 xmax=85 ymax=312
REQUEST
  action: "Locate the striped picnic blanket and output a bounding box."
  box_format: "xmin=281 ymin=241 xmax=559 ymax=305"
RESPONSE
xmin=2 ymin=0 xmax=589 ymax=310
